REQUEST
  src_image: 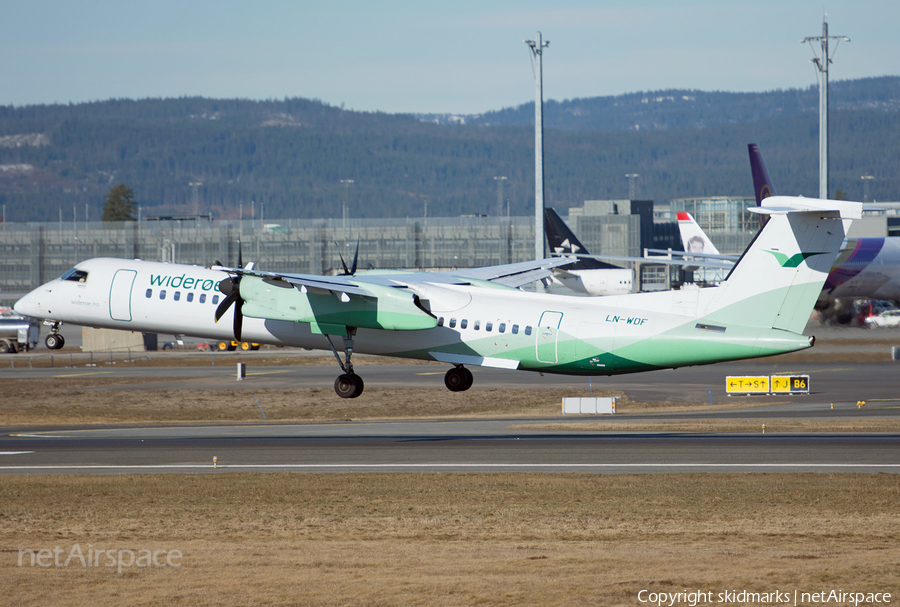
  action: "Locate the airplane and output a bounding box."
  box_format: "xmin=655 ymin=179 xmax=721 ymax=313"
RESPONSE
xmin=15 ymin=196 xmax=859 ymax=399
xmin=675 ymin=145 xmax=900 ymax=316
xmin=543 ymin=207 xmax=633 ymax=295
xmin=748 ymin=144 xmax=900 ymax=307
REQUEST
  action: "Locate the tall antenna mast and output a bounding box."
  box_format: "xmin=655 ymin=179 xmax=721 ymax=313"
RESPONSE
xmin=525 ymin=32 xmax=549 ymax=260
xmin=802 ymin=15 xmax=849 ymax=199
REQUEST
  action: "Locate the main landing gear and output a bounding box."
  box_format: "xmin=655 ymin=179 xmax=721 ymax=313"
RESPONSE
xmin=324 ymin=330 xmax=475 ymax=398
xmin=325 ymin=330 xmax=365 ymax=399
xmin=45 ymin=322 xmax=65 ymax=350
xmin=444 ymin=365 xmax=473 ymax=392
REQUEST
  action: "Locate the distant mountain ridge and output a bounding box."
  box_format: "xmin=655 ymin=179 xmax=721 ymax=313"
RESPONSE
xmin=418 ymin=76 xmax=900 ymax=131
xmin=0 ymin=76 xmax=897 ymax=223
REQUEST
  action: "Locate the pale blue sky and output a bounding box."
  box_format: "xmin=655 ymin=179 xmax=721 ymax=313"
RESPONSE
xmin=4 ymin=1 xmax=898 ymax=114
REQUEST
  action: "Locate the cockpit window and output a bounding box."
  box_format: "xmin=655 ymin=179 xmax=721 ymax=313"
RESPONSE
xmin=61 ymin=268 xmax=88 ymax=283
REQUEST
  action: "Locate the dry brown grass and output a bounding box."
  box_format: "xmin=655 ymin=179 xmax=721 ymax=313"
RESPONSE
xmin=1 ymin=473 xmax=898 ymax=606
xmin=0 ymin=377 xmax=620 ymax=426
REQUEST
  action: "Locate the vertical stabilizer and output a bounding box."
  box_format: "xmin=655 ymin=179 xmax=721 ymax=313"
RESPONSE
xmin=748 ymin=143 xmax=777 ymax=205
xmin=702 ymin=197 xmax=860 ymax=334
xmin=677 ymin=212 xmax=721 ymax=256
xmin=544 ymin=208 xmax=620 ymax=270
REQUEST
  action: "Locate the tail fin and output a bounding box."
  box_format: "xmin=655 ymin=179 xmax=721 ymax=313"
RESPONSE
xmin=676 ymin=212 xmax=721 ymax=256
xmin=748 ymin=143 xmax=777 ymax=205
xmin=704 ymin=197 xmax=861 ymax=334
xmin=544 ymin=207 xmax=620 ymax=270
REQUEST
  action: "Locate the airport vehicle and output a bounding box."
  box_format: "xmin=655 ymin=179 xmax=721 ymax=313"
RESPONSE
xmin=0 ymin=315 xmax=39 ymax=353
xmin=863 ymin=309 xmax=900 ymax=328
xmin=15 ymin=196 xmax=858 ymax=398
xmin=217 ymin=340 xmax=261 ymax=351
xmin=543 ymin=207 xmax=633 ymax=295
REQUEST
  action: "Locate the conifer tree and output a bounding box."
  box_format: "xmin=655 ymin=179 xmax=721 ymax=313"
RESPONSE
xmin=102 ymin=184 xmax=136 ymax=221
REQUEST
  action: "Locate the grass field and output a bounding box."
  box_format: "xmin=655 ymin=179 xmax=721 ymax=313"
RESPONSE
xmin=3 ymin=342 xmax=899 ymax=605
xmin=2 ymin=473 xmax=898 ymax=606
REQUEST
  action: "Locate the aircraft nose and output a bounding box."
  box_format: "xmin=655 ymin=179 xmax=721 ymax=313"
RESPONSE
xmin=14 ymin=288 xmax=47 ymax=318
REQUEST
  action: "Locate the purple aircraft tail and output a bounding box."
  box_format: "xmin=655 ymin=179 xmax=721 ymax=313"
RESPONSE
xmin=748 ymin=143 xmax=776 ymax=206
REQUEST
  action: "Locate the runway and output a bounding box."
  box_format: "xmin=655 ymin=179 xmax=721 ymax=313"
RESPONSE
xmin=3 ymin=402 xmax=900 ymax=475
xmin=3 ymin=350 xmax=900 ymax=475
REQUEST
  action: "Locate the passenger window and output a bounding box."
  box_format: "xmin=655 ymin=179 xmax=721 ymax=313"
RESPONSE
xmin=499 ymin=323 xmax=506 ymax=333
xmin=460 ymin=319 xmax=468 ymax=329
xmin=449 ymin=318 xmax=457 ymax=329
xmin=199 ymin=293 xmax=207 ymax=304
xmin=473 ymin=320 xmax=480 ymax=331
xmin=159 ymin=290 xmax=167 ymax=300
xmin=437 ymin=317 xmax=444 ymax=327
xmin=173 ymin=291 xmax=181 ymax=302
xmin=61 ymin=268 xmax=88 ymax=282
xmin=485 ymin=322 xmax=493 ymax=332
xmin=187 ymin=292 xmax=194 ymax=302
xmin=212 ymin=295 xmax=219 ymax=304
xmin=525 ymin=326 xmax=532 ymax=336
xmin=145 ymin=289 xmax=152 ymax=298
xmin=512 ymin=324 xmax=519 ymax=334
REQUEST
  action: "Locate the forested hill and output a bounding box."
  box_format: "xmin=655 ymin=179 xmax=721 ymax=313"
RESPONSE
xmin=421 ymin=77 xmax=900 ymax=131
xmin=0 ymin=76 xmax=898 ymax=223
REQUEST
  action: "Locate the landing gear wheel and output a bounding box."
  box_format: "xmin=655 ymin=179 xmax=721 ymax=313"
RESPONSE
xmin=45 ymin=333 xmax=65 ymax=350
xmin=444 ymin=366 xmax=474 ymax=392
xmin=334 ymin=373 xmax=365 ymax=399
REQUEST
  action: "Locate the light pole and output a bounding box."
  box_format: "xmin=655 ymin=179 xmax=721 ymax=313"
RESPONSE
xmin=525 ymin=32 xmax=549 ymax=260
xmin=493 ymin=176 xmax=507 ymax=217
xmin=802 ymin=16 xmax=849 ymax=200
xmin=625 ymin=173 xmax=640 ymax=200
xmin=340 ymin=179 xmax=354 ymax=230
xmin=861 ymin=174 xmax=874 ymax=203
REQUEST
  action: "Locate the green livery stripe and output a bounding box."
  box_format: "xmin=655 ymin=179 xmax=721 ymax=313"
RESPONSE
xmin=764 ymin=250 xmax=827 ymax=268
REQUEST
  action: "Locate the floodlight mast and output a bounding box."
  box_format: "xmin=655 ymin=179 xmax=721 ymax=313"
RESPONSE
xmin=525 ymin=32 xmax=549 ymax=261
xmin=802 ymin=16 xmax=849 ymax=200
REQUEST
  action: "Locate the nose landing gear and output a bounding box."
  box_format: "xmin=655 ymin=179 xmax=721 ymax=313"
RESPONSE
xmin=45 ymin=322 xmax=65 ymax=350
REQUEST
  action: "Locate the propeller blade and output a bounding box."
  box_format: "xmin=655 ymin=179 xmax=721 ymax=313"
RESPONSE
xmin=215 ymin=293 xmax=237 ymax=323
xmin=350 ymin=238 xmax=360 ymax=275
xmin=339 ymin=252 xmax=350 ymax=276
xmin=233 ymin=298 xmax=243 ymax=342
xmin=214 ymin=276 xmax=240 ymax=323
xmin=238 ymin=239 xmax=243 ymax=269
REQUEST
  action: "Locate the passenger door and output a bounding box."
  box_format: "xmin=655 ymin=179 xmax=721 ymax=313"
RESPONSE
xmin=536 ymin=311 xmax=563 ymax=363
xmin=109 ymin=269 xmax=137 ymax=322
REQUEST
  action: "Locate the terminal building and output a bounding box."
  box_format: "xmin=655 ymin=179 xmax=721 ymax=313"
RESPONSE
xmin=1 ymin=195 xmax=889 ymax=304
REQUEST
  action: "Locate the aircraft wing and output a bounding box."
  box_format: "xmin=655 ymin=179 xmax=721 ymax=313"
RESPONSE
xmin=211 ymin=265 xmax=376 ymax=297
xmin=212 ymin=256 xmax=574 ymax=295
xmin=644 ymin=248 xmax=740 ymax=262
xmin=444 ymin=257 xmax=574 ymax=288
xmin=552 ymin=253 xmax=735 ymax=270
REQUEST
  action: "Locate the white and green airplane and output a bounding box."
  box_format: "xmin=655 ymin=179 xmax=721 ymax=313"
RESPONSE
xmin=15 ymin=196 xmax=859 ymax=398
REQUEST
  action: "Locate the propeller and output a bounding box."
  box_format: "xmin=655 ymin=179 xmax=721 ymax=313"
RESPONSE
xmin=215 ymin=275 xmax=244 ymax=342
xmin=213 ymin=240 xmax=249 ymax=341
xmin=339 ymin=238 xmax=360 ymax=276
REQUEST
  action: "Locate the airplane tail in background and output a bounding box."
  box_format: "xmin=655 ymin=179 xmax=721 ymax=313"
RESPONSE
xmin=677 ymin=212 xmax=721 ymax=256
xmin=544 ymin=207 xmax=620 ymax=270
xmin=748 ymin=143 xmax=777 ymax=205
xmin=704 ymin=197 xmax=861 ymax=334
